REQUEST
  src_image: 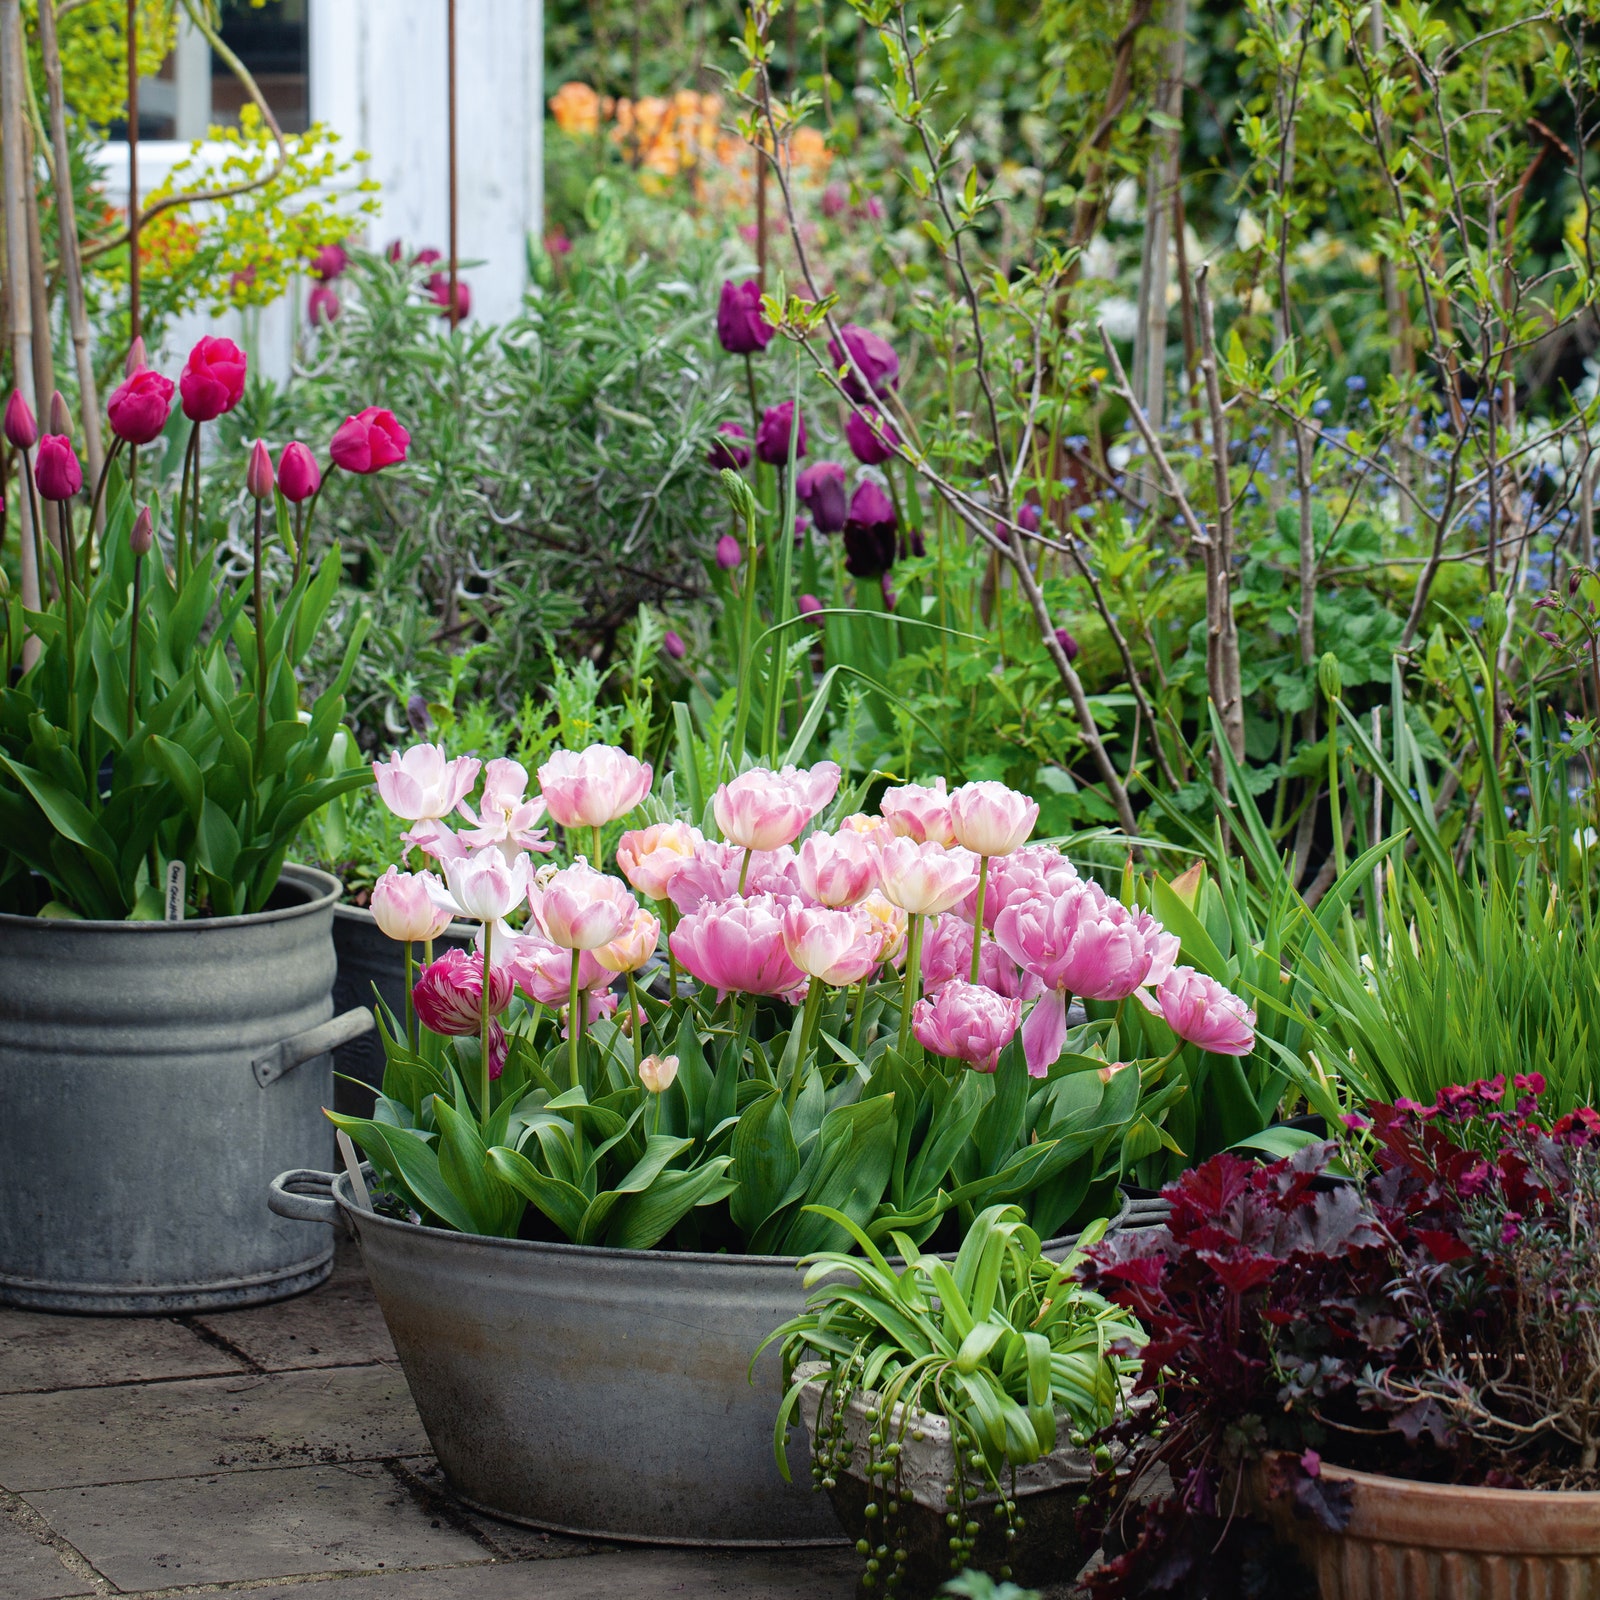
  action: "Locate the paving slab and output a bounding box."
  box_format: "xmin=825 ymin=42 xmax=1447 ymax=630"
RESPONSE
xmin=192 ymin=1243 xmax=397 ymax=1372
xmin=0 ymin=1364 xmax=428 ymax=1492
xmin=240 ymin=1545 xmax=863 ymax=1599
xmin=0 ymin=1511 xmax=94 ymax=1600
xmin=24 ymin=1459 xmax=491 ymax=1590
xmin=0 ymin=1309 xmax=243 ymax=1397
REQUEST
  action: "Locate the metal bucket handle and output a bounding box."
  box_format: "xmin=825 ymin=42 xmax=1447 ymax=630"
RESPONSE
xmin=252 ymin=1006 xmax=374 ymax=1088
xmin=267 ymin=1169 xmax=341 ymax=1225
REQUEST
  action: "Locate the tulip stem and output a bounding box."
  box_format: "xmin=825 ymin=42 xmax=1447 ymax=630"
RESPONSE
xmin=252 ymin=492 xmax=267 ymax=761
xmin=18 ymin=446 xmax=46 ymax=605
xmin=898 ymin=913 xmax=925 ymax=1057
xmin=849 ymin=975 xmax=870 ymax=1056
xmin=626 ymin=969 xmax=643 ymax=1074
xmin=56 ymin=500 xmax=78 ymax=737
xmin=85 ymin=435 xmax=125 ymax=577
xmin=658 ymin=898 xmax=679 ymax=997
xmin=125 ymin=549 xmax=142 ymax=736
xmin=129 ymin=444 xmax=138 ymax=502
xmin=787 ymin=980 xmax=825 ymax=1112
xmin=591 ymin=825 xmax=604 ymax=871
xmin=479 ymin=920 xmax=493 ymax=1121
xmin=737 ymin=846 xmax=752 ymax=895
xmin=173 ymin=422 xmax=198 ymax=587
xmin=404 ymin=941 xmax=417 ymax=1054
xmin=969 ymin=856 xmax=990 ymax=983
xmin=568 ymin=947 xmax=582 ymax=1091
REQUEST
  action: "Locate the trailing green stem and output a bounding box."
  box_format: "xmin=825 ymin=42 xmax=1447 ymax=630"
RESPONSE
xmin=568 ymin=946 xmax=583 ymax=1090
xmin=479 ymin=921 xmax=494 ymax=1122
xmin=787 ymin=978 xmax=825 ymax=1111
xmin=898 ymin=913 xmax=925 ymax=1056
xmin=969 ymin=856 xmax=990 ymax=982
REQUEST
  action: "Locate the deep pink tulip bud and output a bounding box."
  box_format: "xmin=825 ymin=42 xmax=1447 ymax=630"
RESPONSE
xmin=414 ymin=247 xmax=443 ymax=266
xmin=949 ymin=780 xmax=1039 ymax=858
xmin=180 ymin=336 xmax=248 ymax=422
xmin=796 ymin=461 xmax=847 ymax=533
xmin=4 ymin=389 xmax=37 ymax=449
xmin=277 ymin=441 xmax=321 ymax=503
xmin=755 ymin=401 xmax=806 ymax=465
xmin=716 ymin=277 xmax=774 ymax=355
xmin=798 ymin=593 xmax=823 ymax=621
xmin=329 ymin=407 xmax=410 ymax=474
xmin=663 ymin=629 xmax=687 ymax=660
xmin=412 ymin=947 xmax=513 ymax=1035
xmin=427 ymin=273 xmax=471 ymax=320
xmin=707 ymin=421 xmax=751 ymax=471
xmin=715 ymin=533 xmax=743 ymax=570
xmin=107 ymin=367 xmax=175 ymax=446
xmin=1018 ymin=502 xmax=1043 ymax=534
xmin=310 ymin=242 xmax=349 ymax=280
xmin=125 ymin=335 xmax=147 ymax=376
xmin=34 ymin=434 xmax=82 ymax=500
xmin=247 ymin=439 xmax=275 ymax=501
xmin=828 ymin=323 xmax=900 ymax=401
xmin=714 ymin=760 xmax=841 ymax=852
xmin=538 ymin=744 xmax=653 ymax=829
xmin=669 ymin=892 xmax=805 ymax=1000
xmin=48 ymin=390 xmax=72 ymax=438
xmin=308 ymin=283 xmax=341 ymax=325
xmin=1136 ymin=965 xmax=1257 ymax=1056
xmin=845 ymin=406 xmax=898 ymax=466
xmin=912 ymin=980 xmax=1022 ymax=1073
xmin=1054 ymin=627 xmax=1080 ymax=662
xmin=386 ymin=239 xmax=406 ymax=262
xmin=129 ymin=505 xmax=154 ymax=556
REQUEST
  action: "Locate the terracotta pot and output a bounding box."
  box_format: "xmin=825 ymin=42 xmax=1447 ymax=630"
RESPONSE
xmin=1254 ymin=1452 xmax=1600 ymax=1600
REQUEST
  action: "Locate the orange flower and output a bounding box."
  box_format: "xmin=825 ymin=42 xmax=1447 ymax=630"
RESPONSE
xmin=549 ymin=81 xmax=601 ymax=136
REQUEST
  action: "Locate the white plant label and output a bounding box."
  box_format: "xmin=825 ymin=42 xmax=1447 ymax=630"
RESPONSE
xmin=165 ymin=860 xmax=186 ymax=922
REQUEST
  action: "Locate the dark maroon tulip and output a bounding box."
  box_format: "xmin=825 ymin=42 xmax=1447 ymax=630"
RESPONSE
xmin=707 ymin=421 xmax=751 ymax=471
xmin=311 ymin=242 xmax=349 ymax=280
xmin=329 ymin=408 xmax=410 ymax=474
xmin=34 ymin=434 xmax=82 ymax=500
xmin=845 ymin=406 xmax=898 ymax=466
xmin=107 ymin=367 xmax=174 ymax=446
xmin=4 ymin=390 xmax=38 ymax=450
xmin=308 ymin=284 xmax=341 ymax=325
xmin=247 ymin=440 xmax=275 ymax=501
xmin=828 ymin=323 xmax=899 ymax=401
xmin=1018 ymin=502 xmax=1042 ymax=533
xmin=715 ymin=533 xmax=743 ymax=570
xmin=796 ymin=461 xmax=848 ymax=533
xmin=129 ymin=505 xmax=154 ymax=555
xmin=663 ymin=630 xmax=687 ymax=660
xmin=880 ymin=573 xmax=896 ymax=610
xmin=1054 ymin=627 xmax=1080 ymax=661
xmin=277 ymin=441 xmax=321 ymax=503
xmin=755 ymin=401 xmax=806 ymax=466
xmin=716 ymin=278 xmax=774 ymax=355
xmin=179 ymin=336 xmax=247 ymax=422
xmin=842 ymin=480 xmax=897 ymax=577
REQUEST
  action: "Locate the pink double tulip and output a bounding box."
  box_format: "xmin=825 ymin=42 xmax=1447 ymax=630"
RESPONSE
xmin=949 ymin=781 xmax=1039 ymax=858
xmin=616 ymin=821 xmax=704 ymax=900
xmin=877 ymin=837 xmax=979 ymax=917
xmin=796 ymin=830 xmax=878 ymax=907
xmin=428 ymin=850 xmax=534 ymax=924
xmin=369 ymin=866 xmax=454 ymax=942
xmin=713 ymin=761 xmax=841 ymax=852
xmin=921 ymin=912 xmax=1040 ymax=1001
xmin=500 ymin=930 xmax=612 ymax=1006
xmin=781 ymin=903 xmax=881 ymax=987
xmin=670 ymin=893 xmax=806 ymax=999
xmin=594 ymin=908 xmax=662 ymax=974
xmin=963 ymin=845 xmax=1083 ymax=927
xmin=837 ymin=811 xmax=896 ymax=848
xmin=455 ymin=758 xmax=552 ymax=858
xmin=666 ymin=841 xmax=800 ymax=914
xmin=528 ymin=861 xmax=638 ymax=950
xmin=413 ymin=948 xmax=513 ymax=1035
xmin=1138 ymin=966 xmax=1256 ymax=1056
xmin=374 ymin=743 xmax=481 ymax=821
xmin=880 ymin=778 xmax=955 ymax=846
xmin=538 ymin=745 xmax=653 ymax=829
xmin=858 ymin=890 xmax=909 ymax=966
xmin=912 ymin=981 xmax=1023 ymax=1074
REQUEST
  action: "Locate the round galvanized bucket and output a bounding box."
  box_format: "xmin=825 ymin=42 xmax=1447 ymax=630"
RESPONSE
xmin=0 ymin=866 xmax=372 ymax=1314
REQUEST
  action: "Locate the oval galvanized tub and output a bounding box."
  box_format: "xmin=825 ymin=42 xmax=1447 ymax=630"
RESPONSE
xmin=269 ymin=1169 xmax=1143 ymax=1546
xmin=0 ymin=866 xmax=371 ymax=1314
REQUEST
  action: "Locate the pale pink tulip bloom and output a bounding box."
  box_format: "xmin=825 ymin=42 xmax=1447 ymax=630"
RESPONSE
xmin=949 ymin=780 xmax=1039 ymax=857
xmin=428 ymin=850 xmax=534 ymax=924
xmin=373 ymin=743 xmax=480 ymax=821
xmin=912 ymin=980 xmax=1023 ymax=1073
xmin=669 ymin=892 xmax=806 ymax=999
xmin=455 ymin=758 xmax=553 ymax=858
xmin=920 ymin=912 xmax=1042 ymax=1001
xmin=713 ymin=760 xmax=841 ymax=851
xmin=594 ymin=908 xmax=662 ymax=974
xmin=527 ymin=861 xmax=637 ymax=950
xmin=401 ymin=817 xmax=467 ymax=863
xmin=781 ymin=902 xmax=881 ymax=987
xmin=796 ymin=830 xmax=878 ymax=907
xmin=1137 ymin=966 xmax=1256 ymax=1056
xmin=500 ymin=930 xmax=612 ymax=1006
xmin=858 ymin=890 xmax=908 ymax=966
xmin=667 ymin=841 xmax=799 ymax=914
xmin=1135 ymin=911 xmax=1181 ymax=990
xmin=369 ymin=866 xmax=454 ymax=942
xmin=837 ymin=811 xmax=896 ymax=847
xmin=876 ymin=837 xmax=979 ymax=916
xmin=638 ymin=1054 xmax=679 ymax=1093
xmin=616 ymin=821 xmax=704 ymax=900
xmin=537 ymin=745 xmax=653 ymax=828
xmin=413 ymin=947 xmax=513 ymax=1035
xmin=879 ymin=777 xmax=955 ymax=845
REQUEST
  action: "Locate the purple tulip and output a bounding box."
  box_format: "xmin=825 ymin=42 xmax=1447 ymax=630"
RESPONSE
xmin=845 ymin=406 xmax=899 ymax=465
xmin=664 ymin=629 xmax=687 ymax=660
xmin=756 ymin=401 xmax=807 ymax=466
xmin=881 ymin=573 xmax=896 ymax=610
xmin=1054 ymin=627 xmax=1080 ymax=661
xmin=796 ymin=461 xmax=848 ymax=533
xmin=798 ymin=593 xmax=823 ymax=621
xmin=716 ymin=278 xmax=774 ymax=355
xmin=308 ymin=283 xmax=341 ymax=325
xmin=1018 ymin=502 xmax=1043 ymax=533
xmin=842 ymin=480 xmax=897 ymax=578
xmin=716 ymin=533 xmax=743 ymax=570
xmin=828 ymin=323 xmax=899 ymax=402
xmin=707 ymin=421 xmax=751 ymax=471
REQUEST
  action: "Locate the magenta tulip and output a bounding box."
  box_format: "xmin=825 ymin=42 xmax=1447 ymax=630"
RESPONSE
xmin=796 ymin=460 xmax=848 ymax=533
xmin=828 ymin=323 xmax=899 ymax=401
xmin=310 ymin=242 xmax=349 ymax=280
xmin=129 ymin=505 xmax=154 ymax=555
xmin=1138 ymin=966 xmax=1257 ymax=1056
xmin=413 ymin=947 xmax=513 ymax=1035
xmin=278 ymin=442 xmax=321 ymax=503
xmin=843 ymin=480 xmax=897 ymax=577
xmin=329 ymin=407 xmax=409 ymax=474
xmin=179 ymin=336 xmax=247 ymax=422
xmin=427 ymin=273 xmax=471 ymax=320
xmin=373 ymin=743 xmax=481 ymax=820
xmin=716 ymin=277 xmax=774 ymax=355
xmin=33 ymin=435 xmax=81 ymax=500
xmin=538 ymin=744 xmax=653 ymax=830
xmin=308 ymin=284 xmax=341 ymax=325
xmin=3 ymin=389 xmax=36 ymax=449
xmin=913 ymin=980 xmax=1023 ymax=1073
xmin=756 ymin=401 xmax=806 ymax=466
xmin=246 ymin=439 xmax=275 ymax=501
xmin=670 ymin=892 xmax=806 ymax=999
xmin=106 ymin=367 xmax=174 ymax=446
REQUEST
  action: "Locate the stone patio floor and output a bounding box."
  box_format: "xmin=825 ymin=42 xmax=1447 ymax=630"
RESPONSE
xmin=0 ymin=1240 xmax=870 ymax=1600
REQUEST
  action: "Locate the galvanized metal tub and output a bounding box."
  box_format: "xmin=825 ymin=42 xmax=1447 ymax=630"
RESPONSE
xmin=0 ymin=866 xmax=372 ymax=1315
xmin=330 ymin=904 xmax=471 ymax=1118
